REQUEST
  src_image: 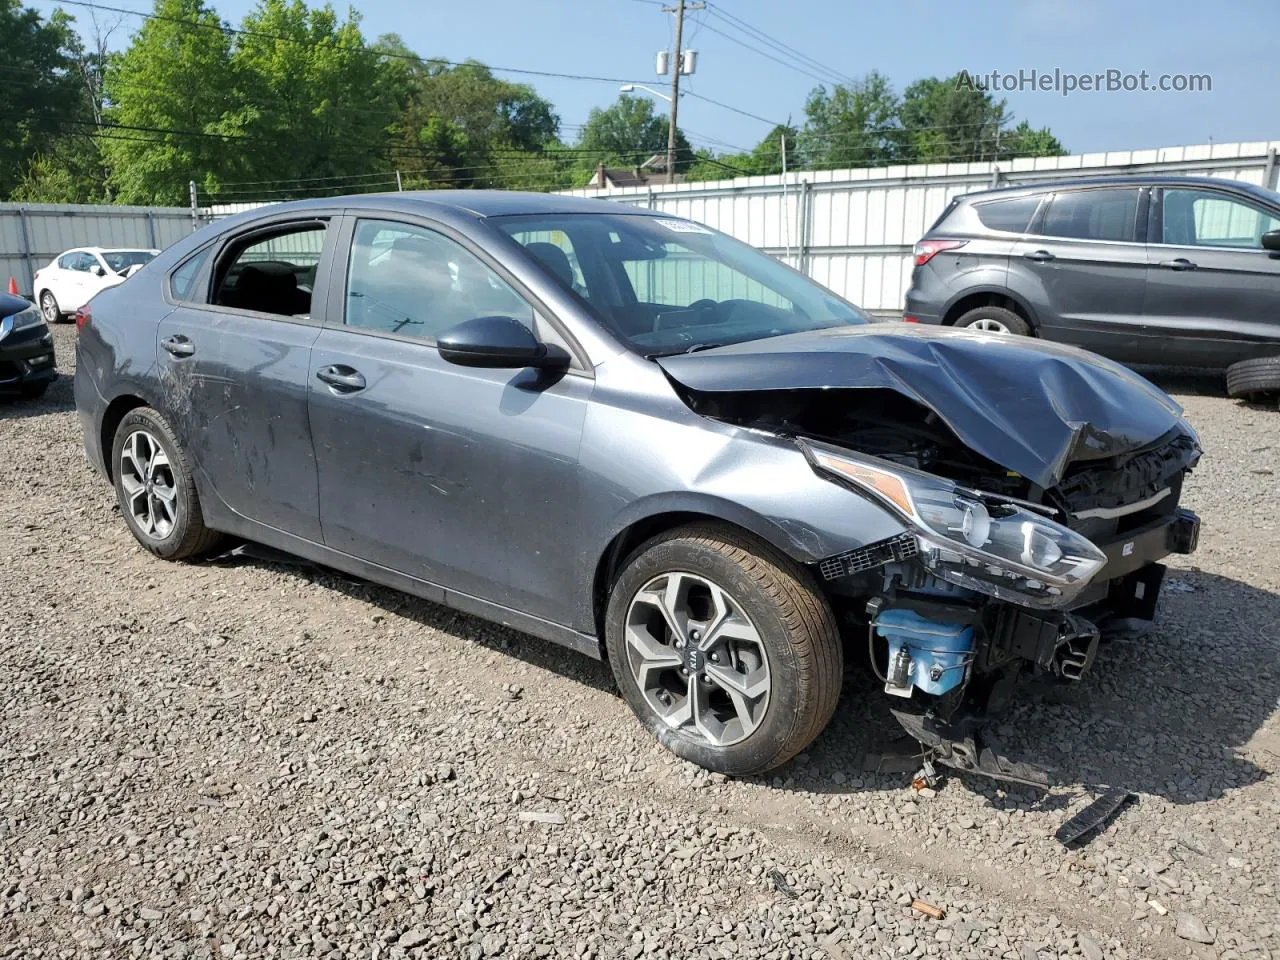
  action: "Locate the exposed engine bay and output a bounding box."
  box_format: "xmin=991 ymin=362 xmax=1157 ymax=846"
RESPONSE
xmin=680 ymin=384 xmax=1203 ymax=788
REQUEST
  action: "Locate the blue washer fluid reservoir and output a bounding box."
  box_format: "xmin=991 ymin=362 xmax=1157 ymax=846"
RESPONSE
xmin=873 ymin=609 xmax=975 ymax=698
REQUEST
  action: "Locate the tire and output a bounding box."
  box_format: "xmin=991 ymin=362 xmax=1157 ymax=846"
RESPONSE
xmin=39 ymin=290 xmax=62 ymax=324
xmin=604 ymin=522 xmax=842 ymax=776
xmin=1226 ymin=356 xmax=1280 ymax=403
xmin=953 ymin=305 xmax=1031 ymax=336
xmin=19 ymin=382 xmax=48 ymax=400
xmin=110 ymin=407 xmax=225 ymax=560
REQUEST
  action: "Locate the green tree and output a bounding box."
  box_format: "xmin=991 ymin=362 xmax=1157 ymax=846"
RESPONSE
xmin=381 ymin=44 xmax=561 ymax=189
xmin=101 ymin=0 xmax=237 ymax=204
xmin=998 ymin=120 xmax=1066 ymax=159
xmin=899 ymin=74 xmax=1007 ymax=162
xmin=220 ymin=0 xmax=393 ymax=193
xmin=0 ymin=0 xmax=86 ymax=198
xmin=799 ymin=72 xmax=901 ymax=169
xmin=576 ymin=94 xmax=692 ymax=177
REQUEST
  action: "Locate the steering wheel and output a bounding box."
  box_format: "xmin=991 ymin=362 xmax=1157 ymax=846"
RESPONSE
xmin=689 ymin=299 xmax=718 ymax=312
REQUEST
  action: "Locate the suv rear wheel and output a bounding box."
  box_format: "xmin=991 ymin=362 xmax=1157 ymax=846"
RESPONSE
xmin=954 ymin=305 xmax=1030 ymax=336
xmin=1226 ymin=356 xmax=1280 ymax=404
xmin=605 ymin=523 xmax=842 ymax=776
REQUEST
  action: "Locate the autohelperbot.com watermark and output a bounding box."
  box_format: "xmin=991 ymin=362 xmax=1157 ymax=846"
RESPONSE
xmin=957 ymin=68 xmax=1212 ymax=97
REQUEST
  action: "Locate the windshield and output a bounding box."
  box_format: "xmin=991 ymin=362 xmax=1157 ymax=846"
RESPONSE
xmin=101 ymin=250 xmax=155 ymax=274
xmin=493 ymin=213 xmax=869 ymax=356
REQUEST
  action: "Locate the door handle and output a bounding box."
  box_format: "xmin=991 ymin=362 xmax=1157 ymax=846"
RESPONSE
xmin=161 ymin=335 xmax=194 ymax=358
xmin=1023 ymin=249 xmax=1055 ymax=263
xmin=1158 ymin=258 xmax=1197 ymax=271
xmin=316 ymin=365 xmax=366 ymax=393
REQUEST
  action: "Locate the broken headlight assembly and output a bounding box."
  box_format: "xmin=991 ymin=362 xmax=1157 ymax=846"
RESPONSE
xmin=799 ymin=439 xmax=1106 ymax=608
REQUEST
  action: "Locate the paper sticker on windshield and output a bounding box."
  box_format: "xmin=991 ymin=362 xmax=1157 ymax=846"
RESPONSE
xmin=655 ymin=219 xmax=713 ymax=234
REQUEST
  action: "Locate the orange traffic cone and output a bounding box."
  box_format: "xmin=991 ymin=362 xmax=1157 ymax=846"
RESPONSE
xmin=6 ymin=277 xmax=16 ymax=296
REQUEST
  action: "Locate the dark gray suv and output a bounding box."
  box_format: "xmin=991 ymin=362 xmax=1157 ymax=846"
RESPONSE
xmin=904 ymin=175 xmax=1280 ymax=398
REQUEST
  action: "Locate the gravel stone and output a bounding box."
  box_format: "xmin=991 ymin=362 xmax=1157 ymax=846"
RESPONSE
xmin=1175 ymin=912 xmax=1215 ymax=944
xmin=1 ymin=334 xmax=1277 ymax=960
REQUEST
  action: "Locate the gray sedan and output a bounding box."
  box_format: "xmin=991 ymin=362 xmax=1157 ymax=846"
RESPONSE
xmin=75 ymin=192 xmax=1201 ymax=783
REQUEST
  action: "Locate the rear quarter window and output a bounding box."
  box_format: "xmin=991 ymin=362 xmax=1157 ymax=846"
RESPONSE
xmin=974 ymin=195 xmax=1042 ymax=233
xmin=169 ymin=248 xmax=212 ymax=302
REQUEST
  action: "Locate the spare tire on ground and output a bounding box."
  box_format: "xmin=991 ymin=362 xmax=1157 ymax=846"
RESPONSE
xmin=1226 ymin=356 xmax=1280 ymax=403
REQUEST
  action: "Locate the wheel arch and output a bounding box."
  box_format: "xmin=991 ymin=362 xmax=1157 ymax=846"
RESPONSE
xmin=590 ymin=496 xmax=824 ymax=643
xmin=942 ymin=287 xmax=1038 ymax=330
xmin=98 ymin=393 xmax=153 ymax=482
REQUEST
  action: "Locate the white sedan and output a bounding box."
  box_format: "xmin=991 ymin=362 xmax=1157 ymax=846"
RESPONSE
xmin=34 ymin=247 xmax=160 ymax=323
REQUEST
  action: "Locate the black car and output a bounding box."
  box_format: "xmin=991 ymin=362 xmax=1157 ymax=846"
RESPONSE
xmin=904 ymin=175 xmax=1280 ymax=400
xmin=0 ymin=292 xmax=57 ymax=400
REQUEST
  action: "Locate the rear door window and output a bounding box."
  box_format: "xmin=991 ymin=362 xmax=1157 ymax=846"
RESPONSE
xmin=1040 ymin=188 xmax=1140 ymax=242
xmin=213 ymin=223 xmax=326 ymax=318
xmin=974 ymin=195 xmax=1042 ymax=233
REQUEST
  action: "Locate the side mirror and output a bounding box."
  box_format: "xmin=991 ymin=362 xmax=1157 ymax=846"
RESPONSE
xmin=437 ymin=315 xmax=566 ymax=370
xmin=1262 ymin=229 xmax=1280 ymax=252
xmin=92 ymin=265 xmax=107 ymax=277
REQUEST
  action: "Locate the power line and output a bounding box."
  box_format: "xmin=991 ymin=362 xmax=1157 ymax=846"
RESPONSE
xmin=693 ymin=18 xmax=842 ymax=87
xmin=704 ymin=4 xmax=858 ymax=88
xmin=52 ymin=0 xmax=647 ymax=87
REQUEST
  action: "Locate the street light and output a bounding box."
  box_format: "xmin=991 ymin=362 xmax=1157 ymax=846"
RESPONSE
xmin=619 ymin=83 xmax=673 ymax=104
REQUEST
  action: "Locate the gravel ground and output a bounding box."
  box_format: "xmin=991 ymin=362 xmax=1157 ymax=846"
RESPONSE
xmin=1 ymin=326 xmax=1277 ymax=960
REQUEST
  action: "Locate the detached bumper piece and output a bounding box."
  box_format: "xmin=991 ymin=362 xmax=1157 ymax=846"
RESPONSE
xmin=1054 ymin=789 xmax=1138 ymax=847
xmin=890 ymin=706 xmax=1051 ymax=790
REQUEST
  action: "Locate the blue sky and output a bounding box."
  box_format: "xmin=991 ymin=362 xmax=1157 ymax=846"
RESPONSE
xmin=46 ymin=0 xmax=1280 ymax=157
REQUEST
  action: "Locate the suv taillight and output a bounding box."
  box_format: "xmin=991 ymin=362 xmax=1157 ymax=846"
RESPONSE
xmin=913 ymin=239 xmax=968 ymax=266
xmin=73 ymin=303 xmax=91 ymax=333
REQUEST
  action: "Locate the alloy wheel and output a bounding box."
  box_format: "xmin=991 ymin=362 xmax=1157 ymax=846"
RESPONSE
xmin=40 ymin=292 xmax=58 ymax=323
xmin=118 ymin=429 xmax=179 ymax=540
xmin=969 ymin=317 xmax=1011 ymax=333
xmin=623 ymin=571 xmax=771 ymax=747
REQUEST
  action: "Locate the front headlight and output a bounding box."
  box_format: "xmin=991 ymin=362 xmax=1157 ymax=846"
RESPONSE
xmin=0 ymin=305 xmax=43 ymax=341
xmin=799 ymin=439 xmax=1107 ymax=608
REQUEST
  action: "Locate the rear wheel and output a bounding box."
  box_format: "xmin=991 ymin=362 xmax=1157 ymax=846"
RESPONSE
xmin=39 ymin=291 xmax=62 ymax=324
xmin=1226 ymin=356 xmax=1280 ymax=403
xmin=110 ymin=407 xmax=225 ymax=560
xmin=604 ymin=523 xmax=842 ymax=776
xmin=954 ymin=305 xmax=1030 ymax=336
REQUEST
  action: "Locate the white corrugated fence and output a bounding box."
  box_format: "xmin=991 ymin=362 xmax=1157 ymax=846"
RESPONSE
xmin=560 ymin=139 xmax=1280 ymax=313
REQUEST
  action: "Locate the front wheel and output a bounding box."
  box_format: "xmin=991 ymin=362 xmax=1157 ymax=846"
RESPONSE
xmin=605 ymin=523 xmax=843 ymax=776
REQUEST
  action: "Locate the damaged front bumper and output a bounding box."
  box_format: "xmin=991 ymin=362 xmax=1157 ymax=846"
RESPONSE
xmin=817 ymin=491 xmax=1201 ymax=789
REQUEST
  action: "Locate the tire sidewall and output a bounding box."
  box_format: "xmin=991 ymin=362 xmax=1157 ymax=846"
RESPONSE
xmin=955 ymin=305 xmax=1030 ymax=337
xmin=40 ymin=291 xmax=60 ymax=323
xmin=110 ymin=408 xmax=197 ymax=559
xmin=605 ymin=536 xmax=806 ymax=775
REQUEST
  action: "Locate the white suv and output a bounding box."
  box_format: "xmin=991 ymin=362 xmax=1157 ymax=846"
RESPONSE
xmin=34 ymin=247 xmax=159 ymax=323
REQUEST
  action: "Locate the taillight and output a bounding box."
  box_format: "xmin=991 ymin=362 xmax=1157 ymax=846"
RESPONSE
xmin=73 ymin=304 xmax=91 ymax=332
xmin=902 ymin=315 xmax=920 ymax=323
xmin=913 ymin=239 xmax=967 ymax=266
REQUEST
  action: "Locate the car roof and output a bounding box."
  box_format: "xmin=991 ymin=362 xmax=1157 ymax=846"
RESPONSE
xmin=222 ymin=190 xmax=662 ymax=220
xmin=63 ymin=247 xmax=157 ymax=255
xmin=957 ymin=174 xmax=1279 ymax=203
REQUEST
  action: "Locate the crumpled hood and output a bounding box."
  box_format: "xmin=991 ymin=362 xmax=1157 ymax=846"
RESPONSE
xmin=657 ymin=324 xmax=1191 ymax=488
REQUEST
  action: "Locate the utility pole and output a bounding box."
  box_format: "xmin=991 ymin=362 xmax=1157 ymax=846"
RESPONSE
xmin=661 ymin=0 xmax=703 ymax=184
